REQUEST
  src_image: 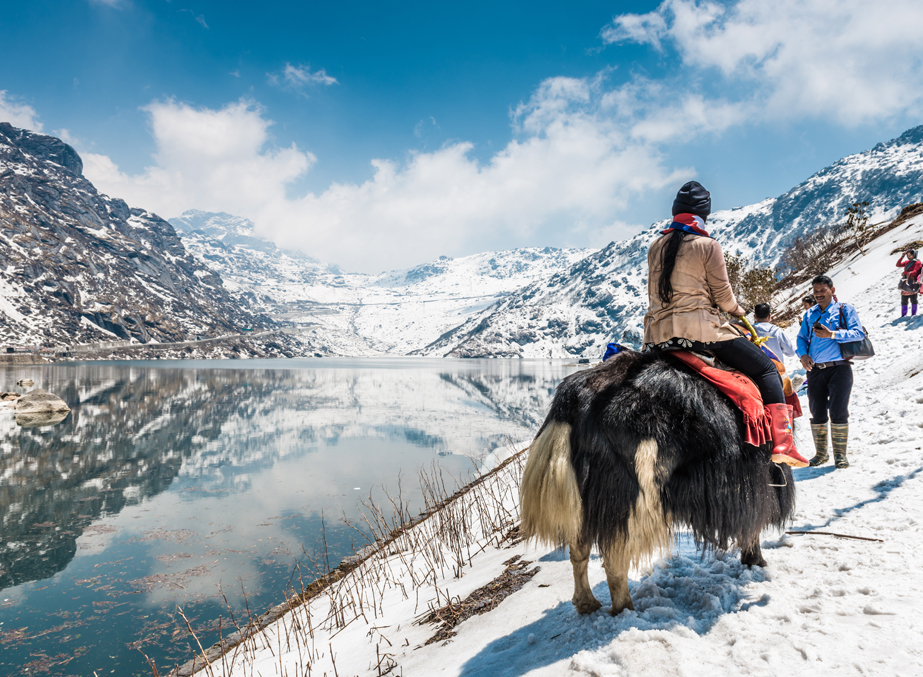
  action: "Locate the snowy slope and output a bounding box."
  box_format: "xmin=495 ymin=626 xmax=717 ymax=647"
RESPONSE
xmin=423 ymin=126 xmax=923 ymax=359
xmin=190 ymin=212 xmax=923 ymax=677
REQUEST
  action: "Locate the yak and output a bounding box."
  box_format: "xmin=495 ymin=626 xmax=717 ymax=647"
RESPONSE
xmin=520 ymin=349 xmax=795 ymax=615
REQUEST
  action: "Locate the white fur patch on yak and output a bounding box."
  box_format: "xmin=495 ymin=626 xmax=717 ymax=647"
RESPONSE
xmin=520 ymin=421 xmax=582 ymax=546
xmin=608 ymin=438 xmax=673 ymax=569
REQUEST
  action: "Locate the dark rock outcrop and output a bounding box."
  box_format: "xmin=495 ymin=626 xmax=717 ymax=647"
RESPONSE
xmin=0 ymin=124 xmax=274 ymax=347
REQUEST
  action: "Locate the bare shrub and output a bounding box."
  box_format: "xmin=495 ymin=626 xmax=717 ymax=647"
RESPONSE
xmin=844 ymin=200 xmax=873 ymax=254
xmin=725 ymin=252 xmax=745 ymax=296
xmin=740 ymin=266 xmax=776 ymax=310
xmin=779 ymin=221 xmax=849 ymax=277
xmin=724 ymin=252 xmax=777 ymax=312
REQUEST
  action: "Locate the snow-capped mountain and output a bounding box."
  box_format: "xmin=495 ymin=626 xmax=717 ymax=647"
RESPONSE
xmin=170 ymin=210 xmax=334 ymax=288
xmin=170 ymin=210 xmax=593 ymax=355
xmin=420 ymin=125 xmax=923 ymax=358
xmin=0 ymin=124 xmax=273 ymax=348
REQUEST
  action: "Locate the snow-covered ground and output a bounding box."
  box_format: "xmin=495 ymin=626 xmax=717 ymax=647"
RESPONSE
xmin=189 ymin=216 xmax=923 ymax=676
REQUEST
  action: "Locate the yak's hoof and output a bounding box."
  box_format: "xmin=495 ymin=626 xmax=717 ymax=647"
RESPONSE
xmin=609 ymin=600 xmax=634 ymax=616
xmin=741 ymin=552 xmax=767 ymax=568
xmin=573 ymin=597 xmax=602 ymax=614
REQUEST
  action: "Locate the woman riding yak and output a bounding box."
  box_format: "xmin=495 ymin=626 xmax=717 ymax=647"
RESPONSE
xmin=643 ymin=181 xmax=809 ymax=468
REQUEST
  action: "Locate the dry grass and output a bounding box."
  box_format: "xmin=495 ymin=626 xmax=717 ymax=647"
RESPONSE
xmin=165 ymin=444 xmax=532 ymax=677
xmin=416 ymin=554 xmax=538 ymax=646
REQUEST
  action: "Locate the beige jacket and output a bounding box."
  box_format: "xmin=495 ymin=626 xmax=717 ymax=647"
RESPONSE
xmin=643 ymin=232 xmax=746 ymax=347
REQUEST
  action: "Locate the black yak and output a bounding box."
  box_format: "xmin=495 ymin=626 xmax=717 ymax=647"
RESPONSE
xmin=520 ymin=350 xmax=795 ymax=615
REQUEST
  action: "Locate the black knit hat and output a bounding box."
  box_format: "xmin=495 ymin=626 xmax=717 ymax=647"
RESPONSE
xmin=672 ymin=181 xmax=711 ymax=219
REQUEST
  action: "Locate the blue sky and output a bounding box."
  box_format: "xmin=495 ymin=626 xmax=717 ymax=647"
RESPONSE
xmin=2 ymin=0 xmax=922 ymax=272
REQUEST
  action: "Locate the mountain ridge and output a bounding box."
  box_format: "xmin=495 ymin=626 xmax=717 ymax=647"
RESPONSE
xmin=418 ymin=124 xmax=923 ymax=358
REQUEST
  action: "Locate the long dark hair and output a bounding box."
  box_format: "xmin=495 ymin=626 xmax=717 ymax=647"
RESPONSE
xmin=657 ymin=230 xmax=686 ymax=305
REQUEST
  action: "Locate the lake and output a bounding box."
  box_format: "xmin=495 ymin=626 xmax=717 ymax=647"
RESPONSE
xmin=0 ymin=358 xmax=576 ymax=676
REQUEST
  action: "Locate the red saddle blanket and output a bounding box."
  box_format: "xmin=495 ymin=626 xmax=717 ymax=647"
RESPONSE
xmin=670 ymin=350 xmax=775 ymax=448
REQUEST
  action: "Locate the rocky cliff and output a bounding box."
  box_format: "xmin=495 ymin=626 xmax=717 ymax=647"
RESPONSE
xmin=0 ymin=123 xmax=273 ymax=348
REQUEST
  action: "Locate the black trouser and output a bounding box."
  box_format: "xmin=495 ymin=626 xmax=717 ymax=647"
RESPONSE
xmin=679 ymin=337 xmax=785 ymax=405
xmin=806 ymin=362 xmax=853 ymax=425
xmin=901 ymin=294 xmax=918 ymax=306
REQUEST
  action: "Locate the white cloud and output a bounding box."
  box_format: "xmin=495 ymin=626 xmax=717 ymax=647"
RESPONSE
xmin=267 ymin=64 xmax=338 ymax=96
xmin=603 ymin=0 xmax=923 ymax=125
xmin=0 ymin=91 xmax=43 ymax=131
xmin=82 ymin=99 xmax=313 ymax=220
xmin=82 ymin=84 xmax=692 ymax=272
xmin=600 ymin=10 xmax=668 ymax=50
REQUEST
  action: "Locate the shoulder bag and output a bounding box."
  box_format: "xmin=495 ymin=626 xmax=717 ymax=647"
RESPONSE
xmin=838 ymin=305 xmax=874 ymax=360
xmin=898 ymin=278 xmax=921 ymax=293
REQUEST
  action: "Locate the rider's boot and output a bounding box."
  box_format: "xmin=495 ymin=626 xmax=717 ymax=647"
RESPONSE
xmin=767 ymin=403 xmax=809 ymax=468
xmin=831 ymin=423 xmax=850 ymax=469
xmin=809 ymin=423 xmax=829 ymax=466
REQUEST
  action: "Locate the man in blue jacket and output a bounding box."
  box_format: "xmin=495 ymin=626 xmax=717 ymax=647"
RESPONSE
xmin=796 ymin=275 xmax=866 ymax=469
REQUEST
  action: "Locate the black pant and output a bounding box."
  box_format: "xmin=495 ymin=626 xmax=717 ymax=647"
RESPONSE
xmin=902 ymin=294 xmax=918 ymax=306
xmin=806 ymin=362 xmax=853 ymax=424
xmin=671 ymin=337 xmax=785 ymax=405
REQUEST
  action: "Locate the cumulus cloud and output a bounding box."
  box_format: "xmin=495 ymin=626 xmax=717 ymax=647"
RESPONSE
xmin=82 ymin=83 xmax=691 ymax=272
xmin=82 ymin=99 xmax=313 ymax=219
xmin=267 ymin=64 xmax=338 ymax=96
xmin=0 ymin=91 xmax=43 ymax=131
xmin=602 ymin=0 xmax=923 ymax=125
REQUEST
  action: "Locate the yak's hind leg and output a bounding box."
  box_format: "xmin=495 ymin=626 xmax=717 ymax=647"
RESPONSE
xmin=569 ymin=534 xmax=602 ymax=614
xmin=602 ymin=546 xmax=634 ymax=615
xmin=740 ymin=539 xmax=767 ymax=568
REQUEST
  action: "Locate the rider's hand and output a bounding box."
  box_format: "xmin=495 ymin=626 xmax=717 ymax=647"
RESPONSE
xmin=800 ymin=354 xmax=814 ymax=371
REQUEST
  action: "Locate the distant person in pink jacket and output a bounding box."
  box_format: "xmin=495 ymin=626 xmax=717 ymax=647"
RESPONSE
xmin=897 ymin=249 xmax=922 ymax=317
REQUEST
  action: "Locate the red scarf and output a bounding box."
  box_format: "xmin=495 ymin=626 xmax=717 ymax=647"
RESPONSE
xmin=662 ymin=213 xmax=711 ymax=238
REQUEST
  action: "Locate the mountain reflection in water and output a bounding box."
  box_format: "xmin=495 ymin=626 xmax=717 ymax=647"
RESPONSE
xmin=0 ymin=358 xmax=573 ymax=676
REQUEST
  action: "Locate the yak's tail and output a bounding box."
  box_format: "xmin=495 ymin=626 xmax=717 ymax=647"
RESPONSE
xmin=520 ymin=421 xmax=582 ymax=546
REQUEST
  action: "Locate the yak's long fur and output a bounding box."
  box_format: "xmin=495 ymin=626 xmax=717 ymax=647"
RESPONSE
xmin=522 ymin=350 xmax=795 ymax=580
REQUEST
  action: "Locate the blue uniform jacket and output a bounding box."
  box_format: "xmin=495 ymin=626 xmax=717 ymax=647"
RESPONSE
xmin=796 ymin=301 xmax=865 ymax=363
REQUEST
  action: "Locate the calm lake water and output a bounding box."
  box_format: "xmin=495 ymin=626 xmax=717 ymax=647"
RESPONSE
xmin=0 ymin=358 xmax=575 ymax=676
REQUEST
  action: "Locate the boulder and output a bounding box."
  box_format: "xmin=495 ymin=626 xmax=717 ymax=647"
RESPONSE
xmin=14 ymin=388 xmax=70 ymax=414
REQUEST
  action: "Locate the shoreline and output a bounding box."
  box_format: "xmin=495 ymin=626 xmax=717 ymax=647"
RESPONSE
xmin=0 ymin=355 xmax=50 ymax=366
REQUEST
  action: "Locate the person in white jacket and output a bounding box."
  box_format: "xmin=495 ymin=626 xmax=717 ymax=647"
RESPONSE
xmin=753 ymin=303 xmax=796 ymax=361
